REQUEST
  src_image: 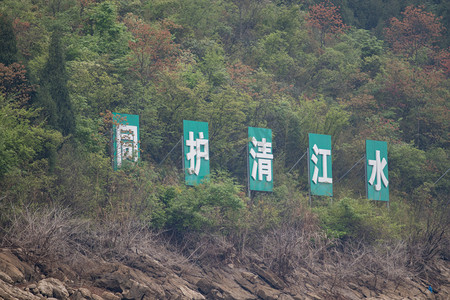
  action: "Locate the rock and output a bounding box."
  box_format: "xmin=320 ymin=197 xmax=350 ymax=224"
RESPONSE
xmin=358 ymin=285 xmax=373 ymax=298
xmin=251 ymin=264 xmax=285 ymax=290
xmin=94 ymin=264 xmax=166 ymax=299
xmin=196 ymin=276 xmax=257 ymax=300
xmin=241 ymin=271 xmax=258 ymax=284
xmin=79 ymin=288 xmax=92 ymax=298
xmin=278 ymin=294 xmax=295 ymax=300
xmin=72 ymin=287 xmax=93 ymax=300
xmin=304 ymin=291 xmax=322 ymax=300
xmin=94 ymin=274 xmax=122 ymax=293
xmin=71 ymin=292 xmax=88 ymax=300
xmin=38 ymin=277 xmax=69 ymax=299
xmin=256 ymin=285 xmax=280 ymax=300
xmin=210 ymin=289 xmax=224 ymax=299
xmin=101 ymin=291 xmax=121 ymax=300
xmin=234 ymin=273 xmax=258 ymax=295
xmin=122 ymin=254 xmax=167 ymax=278
xmin=0 ymin=270 xmax=14 ymax=284
xmin=197 ymin=278 xmax=215 ymax=294
xmin=92 ymin=294 xmax=104 ymax=300
xmin=177 ymin=283 xmax=206 ymax=299
xmin=335 ymin=288 xmax=363 ymax=300
xmin=121 ymin=278 xmax=151 ymax=300
xmin=67 ymin=287 xmax=75 ymax=295
xmin=0 ymin=277 xmax=41 ymax=300
xmin=0 ymin=250 xmax=34 ymax=282
xmin=27 ymin=283 xmax=39 ymax=295
xmin=347 ymin=283 xmax=359 ymax=290
xmin=38 ymin=280 xmax=53 ymax=297
xmin=0 ymin=255 xmax=25 ymax=283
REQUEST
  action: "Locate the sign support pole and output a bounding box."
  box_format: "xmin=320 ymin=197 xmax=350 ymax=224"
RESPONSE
xmin=364 ymin=154 xmax=368 ymax=199
xmin=307 ymin=148 xmax=311 ymax=207
xmin=247 ymin=142 xmax=251 ymax=199
xmin=181 ymin=135 xmax=184 ymax=171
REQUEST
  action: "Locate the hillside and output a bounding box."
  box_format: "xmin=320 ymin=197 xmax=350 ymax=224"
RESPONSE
xmin=0 ymin=1 xmax=449 ymax=299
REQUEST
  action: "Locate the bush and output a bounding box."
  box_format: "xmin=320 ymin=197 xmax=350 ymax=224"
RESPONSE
xmin=1 ymin=205 xmax=83 ymax=263
xmin=153 ymin=171 xmax=245 ymax=235
xmin=315 ymin=197 xmax=401 ymax=243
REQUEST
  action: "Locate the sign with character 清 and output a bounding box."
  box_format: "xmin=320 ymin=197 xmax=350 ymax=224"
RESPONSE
xmin=248 ymin=127 xmax=273 ymax=192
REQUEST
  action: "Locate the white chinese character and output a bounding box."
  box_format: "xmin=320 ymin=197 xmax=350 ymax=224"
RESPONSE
xmin=368 ymin=150 xmax=388 ymax=191
xmin=311 ymin=144 xmax=332 ymax=184
xmin=186 ymin=131 xmax=209 ymax=175
xmin=116 ymin=125 xmax=138 ymax=167
xmin=250 ymin=137 xmax=273 ymax=181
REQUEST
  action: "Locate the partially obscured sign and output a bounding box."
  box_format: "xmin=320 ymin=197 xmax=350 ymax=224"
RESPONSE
xmin=309 ymin=133 xmax=333 ymax=196
xmin=248 ymin=127 xmax=273 ymax=192
xmin=366 ymin=140 xmax=389 ymax=201
xmin=183 ymin=120 xmax=210 ymax=185
xmin=113 ymin=113 xmax=140 ymax=170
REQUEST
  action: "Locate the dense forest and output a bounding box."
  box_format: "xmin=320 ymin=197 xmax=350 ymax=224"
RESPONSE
xmin=0 ymin=0 xmax=449 ymax=292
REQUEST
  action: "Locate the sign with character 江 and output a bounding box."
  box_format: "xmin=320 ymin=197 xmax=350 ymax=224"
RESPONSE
xmin=308 ymin=133 xmax=333 ymax=196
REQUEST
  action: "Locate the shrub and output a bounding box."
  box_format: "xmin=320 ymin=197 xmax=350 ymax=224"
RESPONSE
xmin=1 ymin=205 xmax=83 ymax=262
xmin=316 ymin=197 xmax=401 ymax=243
xmin=153 ymin=171 xmax=245 ymax=235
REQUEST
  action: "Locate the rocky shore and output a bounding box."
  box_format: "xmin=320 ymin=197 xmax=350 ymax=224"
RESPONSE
xmin=1 ymin=248 xmax=449 ymax=300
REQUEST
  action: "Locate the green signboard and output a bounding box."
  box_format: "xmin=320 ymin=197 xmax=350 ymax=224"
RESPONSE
xmin=366 ymin=140 xmax=389 ymax=201
xmin=183 ymin=120 xmax=210 ymax=185
xmin=248 ymin=127 xmax=273 ymax=192
xmin=308 ymin=133 xmax=333 ymax=196
xmin=112 ymin=113 xmax=140 ymax=170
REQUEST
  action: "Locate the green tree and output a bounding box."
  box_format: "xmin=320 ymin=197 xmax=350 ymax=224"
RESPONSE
xmin=0 ymin=94 xmax=63 ymax=194
xmin=175 ymin=0 xmax=232 ymax=41
xmin=199 ymin=43 xmax=229 ymax=88
xmin=39 ymin=30 xmax=75 ymax=136
xmin=0 ymin=13 xmax=17 ymax=65
xmin=86 ymin=1 xmax=129 ymax=59
xmin=254 ymin=31 xmax=296 ymax=82
xmin=67 ymin=60 xmax=125 ymax=117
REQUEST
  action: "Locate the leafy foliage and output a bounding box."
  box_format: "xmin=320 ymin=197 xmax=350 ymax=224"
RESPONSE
xmin=124 ymin=14 xmax=181 ymax=86
xmin=38 ymin=30 xmax=75 ymax=136
xmin=0 ymin=13 xmax=17 ymax=65
xmin=316 ymin=197 xmax=401 ymax=243
xmin=306 ymin=0 xmax=349 ymax=48
xmin=385 ymin=5 xmax=444 ymax=62
xmin=153 ymin=172 xmax=245 ymax=234
xmin=0 ymin=62 xmax=35 ymax=107
xmin=0 ymin=0 xmax=448 ymax=281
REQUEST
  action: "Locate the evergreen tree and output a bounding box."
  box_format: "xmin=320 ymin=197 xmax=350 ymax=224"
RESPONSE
xmin=39 ymin=30 xmax=75 ymax=136
xmin=0 ymin=14 xmax=17 ymax=65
